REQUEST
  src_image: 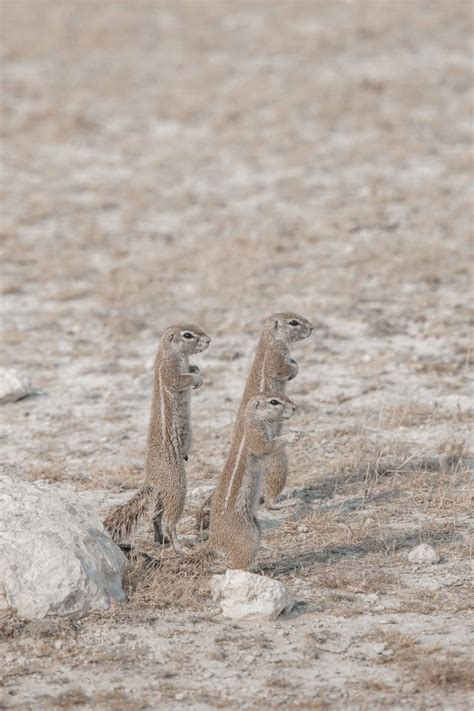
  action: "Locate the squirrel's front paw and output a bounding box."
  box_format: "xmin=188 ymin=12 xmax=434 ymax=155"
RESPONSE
xmin=288 ymin=358 xmax=299 ymax=380
xmin=192 ymin=374 xmax=203 ymax=390
xmin=281 ymin=430 xmax=300 ymax=445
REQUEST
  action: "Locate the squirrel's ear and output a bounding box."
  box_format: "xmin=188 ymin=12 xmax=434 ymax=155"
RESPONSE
xmin=254 ymin=400 xmax=260 ymax=409
xmin=168 ymin=332 xmax=174 ymax=342
xmin=273 ymin=318 xmax=279 ymax=330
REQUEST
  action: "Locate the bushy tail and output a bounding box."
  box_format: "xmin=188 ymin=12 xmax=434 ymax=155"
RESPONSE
xmin=104 ymin=485 xmax=154 ymax=543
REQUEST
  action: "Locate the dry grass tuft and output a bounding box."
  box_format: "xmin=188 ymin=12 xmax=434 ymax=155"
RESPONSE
xmin=315 ymin=565 xmax=395 ymax=594
xmin=24 ymin=466 xmax=68 ymax=483
xmin=375 ymin=630 xmax=474 ymax=689
xmin=356 ymin=679 xmax=393 ymax=693
xmin=376 ymin=630 xmax=421 ymax=663
xmin=95 ymin=465 xmax=143 ymax=491
xmin=291 ymin=699 xmax=332 ymax=710
xmin=266 ymin=676 xmax=297 ymax=690
xmin=416 ymin=657 xmax=474 ymax=689
xmin=49 ymin=689 xmax=89 ymax=707
xmin=27 ymin=687 xmax=139 ymax=710
xmin=0 ymin=611 xmax=26 ymax=640
xmin=0 ymin=611 xmax=81 ymax=643
xmin=378 ymin=401 xmax=448 ymax=429
xmin=124 ymin=545 xmax=215 ymax=611
xmin=318 ymin=437 xmax=411 ymax=481
xmin=89 ymin=689 xmax=140 ymax=710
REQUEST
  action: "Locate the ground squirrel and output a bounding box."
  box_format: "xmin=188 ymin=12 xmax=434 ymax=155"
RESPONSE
xmin=239 ymin=312 xmax=312 ymax=509
xmin=197 ymin=312 xmax=312 ymax=532
xmin=104 ymin=324 xmax=211 ymax=554
xmin=208 ymin=392 xmax=297 ymax=569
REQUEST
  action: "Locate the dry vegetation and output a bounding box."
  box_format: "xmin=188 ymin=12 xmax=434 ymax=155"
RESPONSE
xmin=1 ymin=0 xmax=473 ymax=709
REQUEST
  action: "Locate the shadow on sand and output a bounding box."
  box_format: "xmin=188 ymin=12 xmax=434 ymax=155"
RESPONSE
xmin=258 ymin=527 xmax=461 ymax=577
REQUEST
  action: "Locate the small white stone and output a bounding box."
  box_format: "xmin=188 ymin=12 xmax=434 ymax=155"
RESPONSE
xmin=211 ymin=570 xmax=294 ymax=621
xmin=188 ymin=483 xmax=215 ymax=502
xmin=364 ymin=593 xmax=379 ymax=605
xmin=408 ymin=543 xmax=440 ymax=565
xmin=0 ymin=369 xmax=35 ymax=404
xmin=175 ymin=692 xmax=185 ymax=701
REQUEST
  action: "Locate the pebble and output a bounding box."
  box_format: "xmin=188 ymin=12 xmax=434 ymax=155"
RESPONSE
xmin=408 ymin=543 xmax=440 ymax=565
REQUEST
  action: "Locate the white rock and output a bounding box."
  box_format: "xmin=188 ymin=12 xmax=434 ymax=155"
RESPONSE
xmin=408 ymin=543 xmax=440 ymax=565
xmin=0 ymin=369 xmax=35 ymax=404
xmin=211 ymin=570 xmax=294 ymax=621
xmin=188 ymin=483 xmax=215 ymax=503
xmin=0 ymin=475 xmax=127 ymax=619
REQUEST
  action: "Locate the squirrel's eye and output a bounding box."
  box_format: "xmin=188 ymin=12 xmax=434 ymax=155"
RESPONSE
xmin=289 ymin=320 xmax=299 ymax=326
xmin=269 ymin=399 xmax=280 ymax=406
xmin=183 ymin=332 xmax=194 ymax=339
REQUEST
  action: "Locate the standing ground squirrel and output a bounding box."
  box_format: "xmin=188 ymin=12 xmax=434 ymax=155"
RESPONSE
xmin=238 ymin=313 xmax=313 ymax=508
xmin=197 ymin=312 xmax=312 ymax=532
xmin=209 ymin=392 xmax=297 ymax=569
xmin=104 ymin=324 xmax=211 ymax=554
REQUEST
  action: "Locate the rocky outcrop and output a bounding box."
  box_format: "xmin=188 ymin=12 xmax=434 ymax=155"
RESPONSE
xmin=0 ymin=475 xmax=127 ymax=619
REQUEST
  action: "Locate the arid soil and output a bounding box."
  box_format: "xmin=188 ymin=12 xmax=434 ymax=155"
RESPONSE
xmin=1 ymin=1 xmax=473 ymax=709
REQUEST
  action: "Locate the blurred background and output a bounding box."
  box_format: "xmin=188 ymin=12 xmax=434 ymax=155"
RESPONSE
xmin=1 ymin=1 xmax=472 ymax=481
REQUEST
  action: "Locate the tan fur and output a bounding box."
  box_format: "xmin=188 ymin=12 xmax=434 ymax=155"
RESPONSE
xmin=196 ymin=312 xmax=312 ymax=532
xmin=104 ymin=324 xmax=210 ymax=553
xmin=208 ymin=392 xmax=297 ymax=569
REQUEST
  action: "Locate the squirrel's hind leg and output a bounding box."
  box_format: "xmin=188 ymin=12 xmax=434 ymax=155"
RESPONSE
xmin=166 ymin=523 xmax=188 ymax=556
xmin=152 ymin=494 xmax=168 ymax=544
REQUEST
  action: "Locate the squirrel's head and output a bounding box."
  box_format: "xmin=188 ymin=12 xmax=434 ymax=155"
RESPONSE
xmin=267 ymin=312 xmax=313 ymax=343
xmin=162 ymin=325 xmax=211 ymax=354
xmin=248 ymin=392 xmax=297 ymax=423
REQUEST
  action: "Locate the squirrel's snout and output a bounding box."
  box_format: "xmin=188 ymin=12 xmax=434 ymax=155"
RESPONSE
xmin=282 ymin=404 xmax=296 ymax=419
xmin=199 ymin=336 xmax=211 ymax=350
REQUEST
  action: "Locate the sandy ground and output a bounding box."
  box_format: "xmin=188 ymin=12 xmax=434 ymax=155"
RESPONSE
xmin=1 ymin=1 xmax=473 ymax=709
